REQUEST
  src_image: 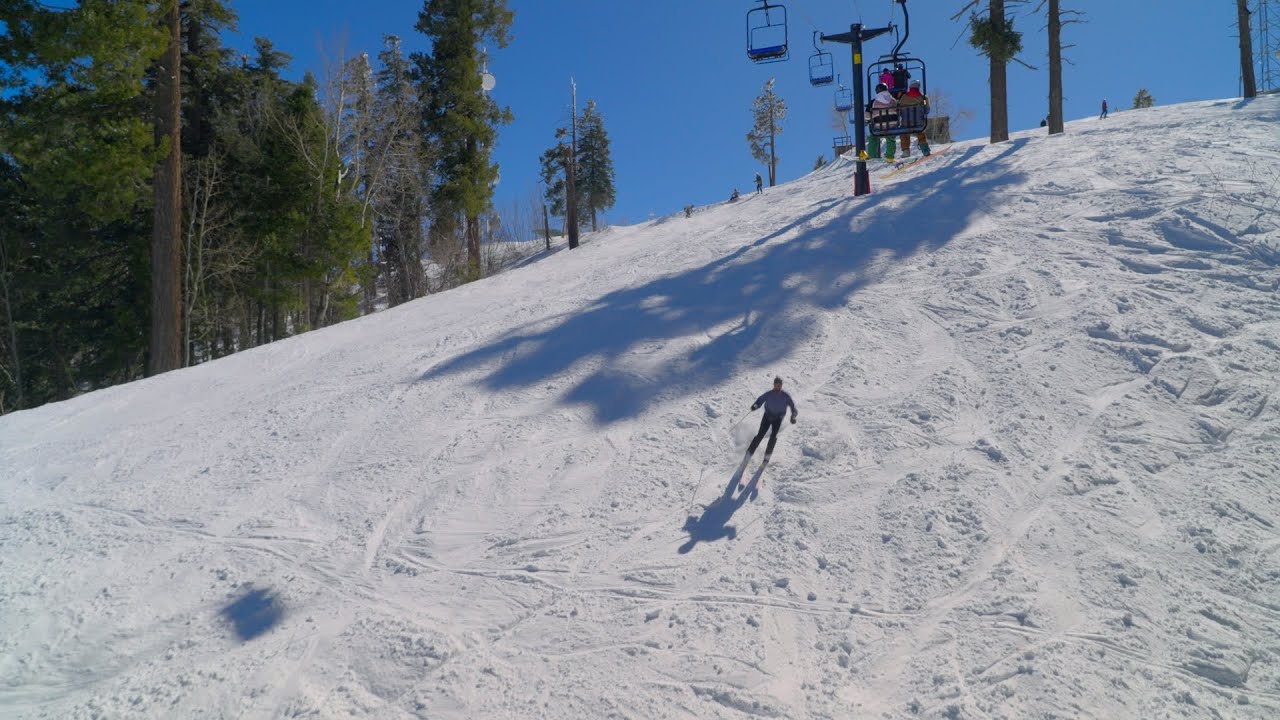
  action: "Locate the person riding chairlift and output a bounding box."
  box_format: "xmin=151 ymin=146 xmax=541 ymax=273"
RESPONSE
xmin=865 ymin=83 xmax=898 ymax=161
xmin=895 ymin=79 xmax=930 ymax=158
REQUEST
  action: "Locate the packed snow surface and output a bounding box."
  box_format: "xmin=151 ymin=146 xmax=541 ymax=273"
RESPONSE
xmin=4 ymin=98 xmax=1280 ymax=719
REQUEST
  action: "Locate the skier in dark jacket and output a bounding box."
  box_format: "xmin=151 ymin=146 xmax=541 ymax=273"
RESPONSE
xmin=746 ymin=376 xmax=798 ymax=462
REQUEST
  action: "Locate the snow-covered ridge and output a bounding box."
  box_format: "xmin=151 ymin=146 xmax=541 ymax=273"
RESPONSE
xmin=3 ymin=97 xmax=1279 ymax=719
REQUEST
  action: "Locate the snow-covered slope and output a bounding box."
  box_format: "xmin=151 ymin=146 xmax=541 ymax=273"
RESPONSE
xmin=3 ymin=98 xmax=1280 ymax=720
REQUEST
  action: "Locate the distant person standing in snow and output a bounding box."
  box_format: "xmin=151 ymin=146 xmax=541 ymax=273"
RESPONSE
xmin=1100 ymin=99 xmax=1108 ymax=119
xmin=745 ymin=376 xmax=798 ymax=464
xmin=755 ymin=172 xmax=763 ymax=194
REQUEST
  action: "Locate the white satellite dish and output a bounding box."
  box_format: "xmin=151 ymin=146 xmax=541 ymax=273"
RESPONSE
xmin=481 ymin=72 xmax=496 ymax=91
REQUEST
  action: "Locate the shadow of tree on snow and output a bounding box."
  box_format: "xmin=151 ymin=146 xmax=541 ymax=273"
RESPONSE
xmin=422 ymin=140 xmax=1030 ymax=424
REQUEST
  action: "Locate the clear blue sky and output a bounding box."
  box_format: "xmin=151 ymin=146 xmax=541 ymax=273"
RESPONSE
xmin=227 ymin=1 xmax=1252 ymax=228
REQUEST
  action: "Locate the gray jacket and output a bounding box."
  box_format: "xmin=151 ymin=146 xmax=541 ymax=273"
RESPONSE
xmin=753 ymin=390 xmax=797 ymax=419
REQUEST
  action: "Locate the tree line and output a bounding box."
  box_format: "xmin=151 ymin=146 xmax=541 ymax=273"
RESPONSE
xmin=0 ymin=0 xmax=615 ymax=414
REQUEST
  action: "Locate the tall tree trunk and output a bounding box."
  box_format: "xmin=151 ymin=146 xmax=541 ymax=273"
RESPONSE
xmin=0 ymin=239 xmax=23 ymax=411
xmin=1238 ymin=0 xmax=1257 ymax=98
xmin=542 ymin=202 xmax=551 ymax=251
xmin=565 ymin=144 xmax=579 ymax=250
xmin=185 ymin=9 xmax=206 ymax=155
xmin=466 ymin=213 xmax=481 ymax=273
xmin=768 ymin=103 xmax=777 ymax=186
xmin=1047 ymin=0 xmax=1064 ymax=134
xmin=149 ymin=0 xmax=183 ymax=375
xmin=364 ymin=247 xmax=377 ymax=313
xmin=567 ymin=84 xmax=580 ymax=250
xmin=989 ymin=0 xmax=1010 ymax=143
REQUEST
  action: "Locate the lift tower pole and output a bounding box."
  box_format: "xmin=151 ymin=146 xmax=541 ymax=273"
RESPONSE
xmin=822 ymin=22 xmax=894 ymax=195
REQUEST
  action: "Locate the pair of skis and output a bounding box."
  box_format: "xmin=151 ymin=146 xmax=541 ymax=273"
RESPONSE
xmin=735 ymin=453 xmax=769 ymax=497
xmin=883 ymin=145 xmax=952 ymax=179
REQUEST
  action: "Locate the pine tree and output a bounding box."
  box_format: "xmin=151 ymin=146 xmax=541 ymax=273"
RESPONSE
xmin=150 ymin=0 xmax=183 ymax=375
xmin=575 ymin=100 xmax=616 ymax=232
xmin=956 ymin=1 xmax=1025 ymax=143
xmin=1237 ymin=0 xmax=1257 ymax=99
xmin=1037 ymin=0 xmax=1083 ymax=136
xmin=1132 ymin=88 xmax=1155 ymax=109
xmin=369 ymin=35 xmax=430 ymax=305
xmin=747 ymin=77 xmax=787 ymax=186
xmin=813 ymin=155 xmax=827 ymax=171
xmin=0 ymin=0 xmax=167 ymax=409
xmin=412 ymin=0 xmax=513 ymax=280
xmin=538 ymin=127 xmax=579 ymax=222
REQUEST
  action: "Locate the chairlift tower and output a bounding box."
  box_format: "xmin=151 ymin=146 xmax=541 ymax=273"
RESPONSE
xmin=820 ymin=24 xmax=895 ymax=195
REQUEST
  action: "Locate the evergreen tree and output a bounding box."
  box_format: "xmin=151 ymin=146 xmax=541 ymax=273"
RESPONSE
xmin=747 ymin=77 xmax=787 ymax=186
xmin=955 ymin=1 xmax=1026 ymax=143
xmin=1132 ymin=88 xmax=1155 ymax=109
xmin=1036 ymin=0 xmax=1083 ymax=136
xmin=369 ymin=35 xmax=430 ymax=305
xmin=575 ymin=100 xmax=616 ymax=232
xmin=538 ymin=127 xmax=579 ymax=222
xmin=1236 ymin=0 xmax=1257 ymax=99
xmin=412 ymin=0 xmax=513 ymax=281
xmin=150 ymin=0 xmax=183 ymax=375
xmin=813 ymin=155 xmax=827 ymax=171
xmin=0 ymin=0 xmax=167 ymax=409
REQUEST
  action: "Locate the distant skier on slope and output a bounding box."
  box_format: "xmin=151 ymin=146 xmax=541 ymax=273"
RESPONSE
xmin=745 ymin=376 xmax=798 ymax=465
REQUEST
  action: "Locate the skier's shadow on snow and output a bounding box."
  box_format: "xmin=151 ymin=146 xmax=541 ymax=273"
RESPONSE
xmin=678 ymin=462 xmax=766 ymax=554
xmin=421 ymin=140 xmax=1030 ymax=425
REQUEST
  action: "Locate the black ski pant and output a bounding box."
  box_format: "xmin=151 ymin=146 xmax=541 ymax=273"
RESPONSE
xmin=748 ymin=413 xmax=783 ymax=456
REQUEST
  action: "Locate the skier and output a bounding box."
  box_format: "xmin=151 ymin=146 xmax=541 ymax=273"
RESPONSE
xmin=1099 ymin=99 xmax=1108 ymax=119
xmin=745 ymin=376 xmax=798 ymax=465
xmin=755 ymin=172 xmax=763 ymax=194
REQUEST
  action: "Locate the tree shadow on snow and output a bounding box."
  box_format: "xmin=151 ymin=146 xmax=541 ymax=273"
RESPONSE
xmin=678 ymin=461 xmax=766 ymax=554
xmin=421 ymin=139 xmax=1030 ymax=424
xmin=220 ymin=586 xmax=284 ymax=642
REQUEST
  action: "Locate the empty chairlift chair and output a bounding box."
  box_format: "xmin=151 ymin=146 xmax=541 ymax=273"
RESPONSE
xmin=834 ymin=76 xmax=854 ymax=113
xmin=746 ymin=1 xmax=788 ymax=63
xmin=808 ymin=32 xmax=834 ymax=86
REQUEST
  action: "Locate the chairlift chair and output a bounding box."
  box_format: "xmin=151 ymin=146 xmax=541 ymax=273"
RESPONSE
xmin=865 ymin=56 xmax=928 ymax=137
xmin=863 ymin=1 xmax=930 ymax=138
xmin=808 ymin=32 xmax=834 ymax=86
xmin=833 ymin=76 xmax=853 ymax=113
xmin=746 ymin=1 xmax=788 ymax=63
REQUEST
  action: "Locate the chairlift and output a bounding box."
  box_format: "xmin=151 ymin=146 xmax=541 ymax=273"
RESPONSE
xmin=746 ymin=0 xmax=788 ymax=63
xmin=833 ymin=75 xmax=853 ymax=113
xmin=864 ymin=0 xmax=929 ymax=137
xmin=808 ymin=32 xmax=834 ymax=86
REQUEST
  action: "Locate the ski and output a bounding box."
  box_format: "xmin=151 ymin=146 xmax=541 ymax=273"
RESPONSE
xmin=883 ymin=145 xmax=951 ymax=178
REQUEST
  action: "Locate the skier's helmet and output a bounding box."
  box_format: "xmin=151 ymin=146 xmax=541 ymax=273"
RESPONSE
xmin=875 ymin=83 xmax=887 ymax=93
xmin=773 ymin=376 xmax=783 ymax=387
xmin=909 ymin=79 xmax=920 ymax=89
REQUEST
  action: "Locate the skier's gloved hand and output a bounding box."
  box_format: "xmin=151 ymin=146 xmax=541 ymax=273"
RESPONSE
xmin=750 ymin=404 xmax=758 ymax=411
xmin=790 ymin=416 xmax=797 ymax=424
